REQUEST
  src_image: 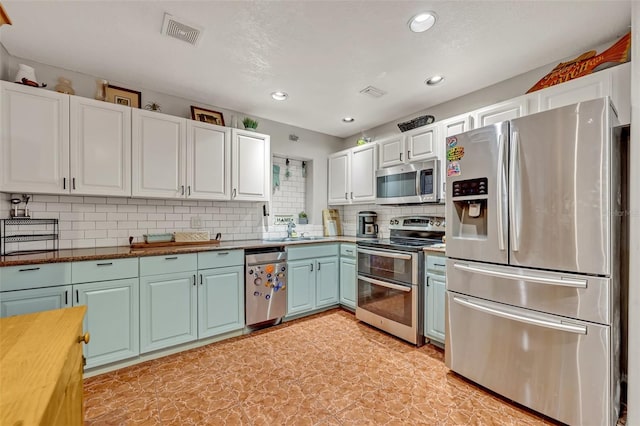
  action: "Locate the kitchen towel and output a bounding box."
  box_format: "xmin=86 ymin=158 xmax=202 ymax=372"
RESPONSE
xmin=272 ymin=165 xmax=280 ymax=190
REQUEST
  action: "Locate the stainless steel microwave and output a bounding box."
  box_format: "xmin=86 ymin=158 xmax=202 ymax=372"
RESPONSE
xmin=375 ymin=159 xmax=440 ymax=204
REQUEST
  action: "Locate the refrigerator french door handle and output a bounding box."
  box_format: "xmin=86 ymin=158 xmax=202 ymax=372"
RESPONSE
xmin=358 ymin=275 xmax=411 ymax=292
xmin=509 ymin=131 xmax=520 ymax=252
xmin=452 ymin=262 xmax=588 ymax=288
xmin=452 ymin=296 xmax=587 ymax=335
xmin=496 ymin=133 xmax=506 ymax=251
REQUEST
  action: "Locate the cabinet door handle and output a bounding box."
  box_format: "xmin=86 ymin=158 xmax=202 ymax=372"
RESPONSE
xmin=399 ymin=152 xmax=402 ymax=162
xmin=200 ymin=274 xmax=203 ymax=285
xmin=181 ymin=185 xmax=185 ymax=195
xmin=165 ymin=256 xmax=178 ymax=260
xmin=72 ymin=177 xmax=76 ymax=190
xmin=310 ymin=263 xmax=314 ymax=272
xmin=187 ymin=185 xmax=191 ymax=196
xmin=233 ymin=188 xmax=237 ymax=198
xmin=344 ymin=192 xmax=348 ymax=200
xmin=193 ymin=274 xmax=196 ymax=286
xmin=63 ymin=177 xmax=67 ymax=190
xmin=65 ymin=290 xmax=69 ymax=305
xmin=407 ymin=150 xmax=411 ymax=159
xmin=76 ymin=290 xmax=79 ymax=304
xmin=96 ymin=262 xmax=113 ymax=266
xmin=78 ymin=332 xmax=90 ymax=344
xmin=317 ymin=261 xmax=321 ymax=271
xmin=350 ymin=192 xmax=353 ymax=199
xmin=18 ymin=267 xmax=40 ymax=272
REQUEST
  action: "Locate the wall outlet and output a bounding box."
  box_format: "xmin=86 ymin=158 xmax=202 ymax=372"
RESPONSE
xmin=190 ymin=216 xmax=204 ymax=228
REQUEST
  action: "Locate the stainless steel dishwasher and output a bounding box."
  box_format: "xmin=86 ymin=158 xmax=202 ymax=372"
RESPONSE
xmin=245 ymin=247 xmax=287 ymax=327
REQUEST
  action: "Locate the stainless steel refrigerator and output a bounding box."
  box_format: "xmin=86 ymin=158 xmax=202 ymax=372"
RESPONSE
xmin=445 ymin=97 xmax=622 ymax=426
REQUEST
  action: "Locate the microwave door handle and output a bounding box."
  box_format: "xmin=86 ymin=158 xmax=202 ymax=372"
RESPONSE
xmin=357 ymin=248 xmax=412 ymax=260
xmin=358 ymin=275 xmax=411 ymax=292
xmin=496 ymin=133 xmax=506 ymax=251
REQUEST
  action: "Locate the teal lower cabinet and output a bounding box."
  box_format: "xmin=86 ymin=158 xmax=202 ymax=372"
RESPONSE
xmin=425 ymin=254 xmax=447 ymax=345
xmin=287 ymin=244 xmax=339 ymax=317
xmin=0 ymin=285 xmax=72 ymax=317
xmin=140 ymin=254 xmax=198 ymax=354
xmin=198 ymin=264 xmax=244 ymax=338
xmin=75 ymin=278 xmax=139 ymax=368
xmin=339 ymin=244 xmax=356 ymax=309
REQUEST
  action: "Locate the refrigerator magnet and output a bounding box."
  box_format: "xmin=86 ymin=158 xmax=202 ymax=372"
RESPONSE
xmin=448 ymin=146 xmax=465 ymax=161
xmin=448 ymin=161 xmax=461 ymax=177
xmin=447 ymin=136 xmax=457 ymax=149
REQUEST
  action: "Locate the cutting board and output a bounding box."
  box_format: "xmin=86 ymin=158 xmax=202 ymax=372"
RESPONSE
xmin=322 ymin=209 xmax=342 ymax=236
xmin=130 ymin=240 xmax=220 ymax=249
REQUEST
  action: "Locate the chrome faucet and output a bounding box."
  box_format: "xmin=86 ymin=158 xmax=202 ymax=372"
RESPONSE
xmin=287 ymin=221 xmax=296 ymax=238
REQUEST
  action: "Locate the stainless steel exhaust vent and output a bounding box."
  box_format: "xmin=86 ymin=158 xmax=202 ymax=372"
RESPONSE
xmin=161 ymin=13 xmax=203 ymax=46
xmin=359 ymin=86 xmax=387 ymax=98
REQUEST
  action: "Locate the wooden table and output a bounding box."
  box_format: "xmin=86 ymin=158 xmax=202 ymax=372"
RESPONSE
xmin=0 ymin=306 xmax=88 ymax=425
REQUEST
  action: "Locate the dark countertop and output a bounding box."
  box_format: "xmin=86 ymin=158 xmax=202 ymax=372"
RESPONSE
xmin=0 ymin=237 xmax=359 ymax=267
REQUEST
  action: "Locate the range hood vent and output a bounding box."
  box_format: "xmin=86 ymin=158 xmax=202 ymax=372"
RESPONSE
xmin=359 ymin=85 xmax=387 ymax=98
xmin=161 ymin=13 xmax=203 ymax=46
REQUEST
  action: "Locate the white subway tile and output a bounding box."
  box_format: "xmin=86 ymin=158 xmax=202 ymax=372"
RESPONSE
xmin=72 ymin=239 xmax=95 ymax=249
xmin=73 ymin=222 xmax=96 ymax=230
xmin=127 ymin=213 xmax=147 ymax=221
xmin=138 ymin=205 xmax=157 ymax=213
xmin=190 ymin=207 xmax=206 ymax=213
xmin=33 ymin=195 xmax=59 ymax=203
xmin=108 ymin=229 xmax=130 ymax=238
xmin=61 ymin=230 xmax=84 ymax=240
xmin=166 ymin=200 xmax=183 ymax=206
xmin=85 ymin=230 xmax=107 ymax=239
xmin=72 ymin=204 xmax=96 ymax=212
xmin=47 ymin=203 xmax=71 ymax=212
xmin=107 ymin=213 xmax=128 ymax=221
xmin=174 ymin=206 xmax=189 ymax=213
xmin=117 ymin=205 xmax=138 ymax=213
xmin=83 ymin=196 xmax=107 ymax=204
xmin=96 ymin=221 xmax=118 ymax=230
xmin=127 ymin=198 xmax=148 ymax=205
xmin=107 ymin=198 xmax=128 ymax=204
xmin=59 ymin=195 xmax=84 ymax=203
xmin=156 ymin=221 xmax=175 ymax=228
xmin=156 ymin=206 xmax=174 ymax=213
xmin=84 ymin=212 xmax=107 ymax=221
xmin=60 ymin=212 xmax=84 ymax=221
xmin=166 ymin=213 xmax=182 ymax=221
xmin=95 ymin=204 xmax=118 ymax=213
xmin=95 ymin=238 xmax=118 ymax=247
xmin=147 ymin=213 xmax=166 ymax=221
xmin=117 ymin=221 xmax=137 ymax=229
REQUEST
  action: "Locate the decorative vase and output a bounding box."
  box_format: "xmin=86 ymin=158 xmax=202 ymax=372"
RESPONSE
xmin=95 ymin=79 xmax=107 ymax=101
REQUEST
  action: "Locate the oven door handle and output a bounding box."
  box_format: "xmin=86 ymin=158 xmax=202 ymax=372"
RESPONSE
xmin=358 ymin=275 xmax=412 ymax=292
xmin=356 ymin=248 xmax=412 ymax=260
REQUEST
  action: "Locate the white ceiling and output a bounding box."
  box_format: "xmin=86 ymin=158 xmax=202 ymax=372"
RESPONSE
xmin=0 ymin=1 xmax=632 ymax=138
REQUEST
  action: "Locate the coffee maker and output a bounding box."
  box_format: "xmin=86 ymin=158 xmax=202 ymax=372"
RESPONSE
xmin=357 ymin=211 xmax=378 ymax=238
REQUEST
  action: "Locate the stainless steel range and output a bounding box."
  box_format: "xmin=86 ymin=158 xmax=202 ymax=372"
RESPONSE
xmin=356 ymin=216 xmax=445 ymax=346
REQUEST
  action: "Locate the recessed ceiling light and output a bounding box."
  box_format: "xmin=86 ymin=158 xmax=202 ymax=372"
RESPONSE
xmin=271 ymin=91 xmax=288 ymax=101
xmin=425 ymin=75 xmax=445 ymax=86
xmin=408 ymin=12 xmax=437 ymax=33
xmin=342 ymin=117 xmax=355 ymax=123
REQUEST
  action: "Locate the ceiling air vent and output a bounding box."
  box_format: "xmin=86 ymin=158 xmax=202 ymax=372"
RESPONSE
xmin=161 ymin=13 xmax=203 ymax=46
xmin=359 ymin=86 xmax=387 ymax=98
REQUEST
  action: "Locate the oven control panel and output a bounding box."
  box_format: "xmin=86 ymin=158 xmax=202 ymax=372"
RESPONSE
xmin=389 ymin=216 xmax=445 ymax=231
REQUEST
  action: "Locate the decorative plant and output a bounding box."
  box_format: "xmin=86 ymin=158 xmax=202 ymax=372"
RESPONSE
xmin=242 ymin=117 xmax=258 ymax=129
xmin=298 ymin=211 xmax=308 ymax=224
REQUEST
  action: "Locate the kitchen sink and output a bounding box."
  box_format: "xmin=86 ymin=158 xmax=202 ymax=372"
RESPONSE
xmin=263 ymin=236 xmax=327 ymax=242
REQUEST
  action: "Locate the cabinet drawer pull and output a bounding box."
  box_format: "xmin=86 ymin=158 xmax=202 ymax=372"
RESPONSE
xmin=165 ymin=256 xmax=178 ymax=260
xmin=345 ymin=250 xmax=353 ymax=254
xmin=18 ymin=267 xmax=40 ymax=272
xmin=434 ymin=263 xmax=446 ymax=267
xmin=78 ymin=332 xmax=90 ymax=344
xmin=96 ymin=262 xmax=113 ymax=266
xmin=217 ymin=252 xmax=229 ymax=256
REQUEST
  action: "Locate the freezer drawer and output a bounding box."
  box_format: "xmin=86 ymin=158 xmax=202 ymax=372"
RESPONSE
xmin=447 ymin=259 xmax=611 ymax=324
xmin=445 ymin=292 xmax=619 ymax=426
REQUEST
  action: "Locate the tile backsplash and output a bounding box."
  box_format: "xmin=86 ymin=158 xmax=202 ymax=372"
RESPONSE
xmin=340 ymin=203 xmax=446 ymax=238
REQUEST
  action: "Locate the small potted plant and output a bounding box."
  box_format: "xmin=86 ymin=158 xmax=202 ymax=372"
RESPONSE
xmin=298 ymin=211 xmax=308 ymax=224
xmin=242 ymin=117 xmax=258 ymax=130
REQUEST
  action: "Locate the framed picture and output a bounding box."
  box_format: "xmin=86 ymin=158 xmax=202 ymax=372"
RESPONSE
xmin=191 ymin=106 xmax=225 ymax=126
xmin=105 ymin=84 xmax=141 ymax=108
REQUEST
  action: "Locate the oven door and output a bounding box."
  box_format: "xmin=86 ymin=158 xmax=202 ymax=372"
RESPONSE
xmin=356 ymin=275 xmax=419 ymax=344
xmin=357 ymin=247 xmax=417 ymax=284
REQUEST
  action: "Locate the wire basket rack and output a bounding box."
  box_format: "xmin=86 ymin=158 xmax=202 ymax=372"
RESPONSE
xmin=1 ymin=218 xmax=59 ymax=256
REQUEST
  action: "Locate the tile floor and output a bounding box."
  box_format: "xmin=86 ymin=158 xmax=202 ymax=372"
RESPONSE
xmin=84 ymin=309 xmax=565 ymax=425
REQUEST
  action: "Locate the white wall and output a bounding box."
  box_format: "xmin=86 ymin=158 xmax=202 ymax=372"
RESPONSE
xmin=626 ymin=5 xmax=639 ymax=425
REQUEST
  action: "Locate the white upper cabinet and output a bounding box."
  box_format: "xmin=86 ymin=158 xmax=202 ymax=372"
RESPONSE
xmin=378 ymin=135 xmax=404 ymax=168
xmin=328 ymin=143 xmax=377 ymax=205
xmin=327 ymin=151 xmax=350 ymax=204
xmin=1 ymin=81 xmax=70 ymax=194
xmin=231 ymin=129 xmax=270 ymax=202
xmin=535 ymin=62 xmax=630 ymax=124
xmin=132 ymin=109 xmax=186 ymax=199
xmin=377 ymin=124 xmax=437 ymax=169
xmin=70 ymin=97 xmax=131 ymax=196
xmin=438 ymin=114 xmax=473 ymax=202
xmin=405 ymin=124 xmax=438 ymax=162
xmin=187 ymin=121 xmax=231 ymax=200
xmin=472 ymin=95 xmax=532 ymax=128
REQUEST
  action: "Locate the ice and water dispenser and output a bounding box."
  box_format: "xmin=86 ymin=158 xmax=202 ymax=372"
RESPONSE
xmin=450 ymin=177 xmax=488 ymax=239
